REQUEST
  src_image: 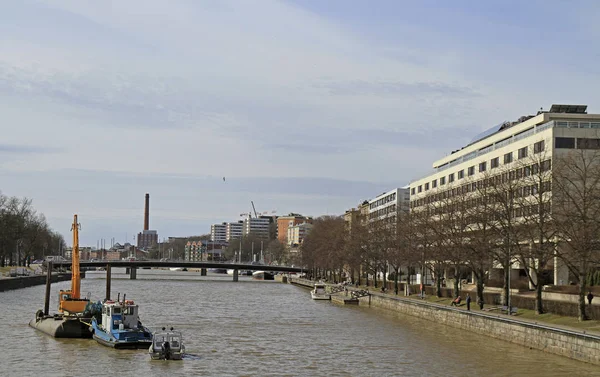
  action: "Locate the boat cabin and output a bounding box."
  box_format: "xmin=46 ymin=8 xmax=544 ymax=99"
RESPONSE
xmin=58 ymin=289 xmax=89 ymax=314
xmin=313 ymin=283 xmax=327 ymax=294
xmin=100 ymin=300 xmax=140 ymax=331
xmin=152 ymin=331 xmax=183 ymax=351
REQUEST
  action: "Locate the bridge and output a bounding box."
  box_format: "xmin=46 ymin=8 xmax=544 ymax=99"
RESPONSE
xmin=49 ymin=260 xmax=303 ymax=280
xmin=47 ymin=260 xmax=304 ymax=302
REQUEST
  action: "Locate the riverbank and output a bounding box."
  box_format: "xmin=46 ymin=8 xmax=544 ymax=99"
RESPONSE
xmin=0 ymin=272 xmax=81 ymax=292
xmin=290 ymin=278 xmax=600 ymax=366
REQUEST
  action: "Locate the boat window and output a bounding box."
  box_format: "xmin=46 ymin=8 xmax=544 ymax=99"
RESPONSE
xmin=113 ymin=307 xmax=121 ymax=314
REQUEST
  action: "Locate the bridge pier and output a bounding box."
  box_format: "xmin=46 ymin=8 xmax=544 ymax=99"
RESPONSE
xmin=200 ymin=268 xmax=207 ymax=276
xmin=105 ymin=265 xmax=111 ymax=301
xmin=129 ymin=267 xmax=137 ymax=280
xmin=233 ymin=269 xmax=238 ymax=282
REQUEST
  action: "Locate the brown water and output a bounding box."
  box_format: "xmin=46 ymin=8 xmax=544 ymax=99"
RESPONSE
xmin=2 ymin=269 xmax=598 ymax=376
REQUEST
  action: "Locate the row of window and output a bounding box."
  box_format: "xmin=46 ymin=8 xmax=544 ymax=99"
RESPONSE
xmin=413 ymin=141 xmax=546 ymax=195
xmin=425 ymin=191 xmax=551 ymax=217
xmin=370 ymin=192 xmax=397 ymax=210
xmin=555 ymin=137 xmax=600 ymax=149
xmin=411 ymin=160 xmax=551 ymax=209
xmin=369 ymin=204 xmax=397 ymax=219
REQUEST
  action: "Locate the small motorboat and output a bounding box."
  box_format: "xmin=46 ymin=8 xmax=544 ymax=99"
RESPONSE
xmin=91 ymin=294 xmax=153 ymax=349
xmin=149 ymin=327 xmax=185 ymax=360
xmin=311 ymin=283 xmax=331 ymax=300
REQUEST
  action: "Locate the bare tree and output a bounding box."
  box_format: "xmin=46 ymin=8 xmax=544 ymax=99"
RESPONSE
xmin=553 ymin=148 xmax=600 ymax=320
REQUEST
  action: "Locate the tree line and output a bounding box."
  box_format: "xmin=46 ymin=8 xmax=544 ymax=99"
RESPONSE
xmin=301 ymin=145 xmax=600 ymax=321
xmin=0 ymin=192 xmax=66 ymax=267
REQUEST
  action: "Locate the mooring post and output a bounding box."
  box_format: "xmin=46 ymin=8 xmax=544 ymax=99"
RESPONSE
xmin=105 ymin=264 xmax=111 ymax=301
xmin=44 ymin=261 xmax=53 ymax=315
xmin=233 ymin=269 xmax=239 ymax=282
xmin=200 ymin=268 xmax=207 ymax=276
xmin=129 ymin=267 xmax=137 ymax=280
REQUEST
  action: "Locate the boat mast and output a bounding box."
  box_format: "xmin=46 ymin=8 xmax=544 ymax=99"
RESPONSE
xmin=71 ymin=214 xmax=81 ymax=299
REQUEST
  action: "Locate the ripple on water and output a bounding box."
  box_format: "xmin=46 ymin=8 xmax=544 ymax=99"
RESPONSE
xmin=1 ymin=271 xmax=599 ymax=376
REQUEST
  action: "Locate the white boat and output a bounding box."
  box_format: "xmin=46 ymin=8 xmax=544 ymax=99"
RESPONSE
xmin=310 ymin=283 xmax=331 ymax=300
xmin=169 ymin=267 xmax=183 ymax=271
xmin=252 ymin=270 xmax=274 ymax=280
xmin=149 ymin=327 xmax=185 ymax=360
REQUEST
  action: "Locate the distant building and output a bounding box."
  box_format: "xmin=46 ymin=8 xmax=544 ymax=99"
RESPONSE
xmin=277 ymin=213 xmax=312 ymax=243
xmin=226 ymin=221 xmax=243 ymax=242
xmin=243 ymin=216 xmax=271 ymax=239
xmin=64 ymin=247 xmax=92 ymax=260
xmin=368 ymin=188 xmax=410 ymax=222
xmin=211 ymin=223 xmax=227 ymax=243
xmin=287 ymin=222 xmax=313 ymax=247
xmin=185 ymin=240 xmax=226 ymax=262
xmin=137 ymin=230 xmax=158 ymax=250
xmin=344 ymin=200 xmax=370 ymax=231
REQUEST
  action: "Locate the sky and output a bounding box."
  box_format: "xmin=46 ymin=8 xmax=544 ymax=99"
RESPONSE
xmin=1 ymin=0 xmax=600 ymax=246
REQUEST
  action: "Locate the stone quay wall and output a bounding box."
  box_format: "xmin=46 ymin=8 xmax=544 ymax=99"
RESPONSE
xmin=290 ymin=278 xmax=600 ymax=366
xmin=0 ymin=273 xmax=80 ymax=292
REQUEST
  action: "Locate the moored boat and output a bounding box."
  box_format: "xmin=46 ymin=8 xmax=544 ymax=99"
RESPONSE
xmin=310 ymin=282 xmax=331 ymax=300
xmin=91 ymin=295 xmax=152 ymax=349
xmin=252 ymin=271 xmax=274 ymax=280
xmin=149 ymin=327 xmax=185 ymax=360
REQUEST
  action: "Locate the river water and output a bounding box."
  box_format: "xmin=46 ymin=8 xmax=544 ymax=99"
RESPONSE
xmin=1 ymin=269 xmax=598 ymax=376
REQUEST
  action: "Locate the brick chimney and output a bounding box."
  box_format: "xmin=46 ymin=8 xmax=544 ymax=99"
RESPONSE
xmin=144 ymin=193 xmax=149 ymax=231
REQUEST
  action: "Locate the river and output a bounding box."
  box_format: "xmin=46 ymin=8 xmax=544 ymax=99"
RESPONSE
xmin=1 ymin=269 xmax=598 ymax=376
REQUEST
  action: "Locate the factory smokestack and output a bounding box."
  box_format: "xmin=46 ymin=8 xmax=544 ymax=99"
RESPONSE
xmin=144 ymin=193 xmax=150 ymax=231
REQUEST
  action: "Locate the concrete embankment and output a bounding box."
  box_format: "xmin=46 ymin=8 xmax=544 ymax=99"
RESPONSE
xmin=290 ymin=278 xmax=600 ymax=366
xmin=0 ymin=273 xmax=77 ymax=292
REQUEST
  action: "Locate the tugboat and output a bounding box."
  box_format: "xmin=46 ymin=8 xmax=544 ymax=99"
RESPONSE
xmin=29 ymin=215 xmax=92 ymax=338
xmin=90 ymin=294 xmax=153 ymax=349
xmin=149 ymin=327 xmax=185 ymax=360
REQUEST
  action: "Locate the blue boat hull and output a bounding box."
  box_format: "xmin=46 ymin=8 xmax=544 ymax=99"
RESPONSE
xmin=91 ymin=319 xmax=152 ymax=349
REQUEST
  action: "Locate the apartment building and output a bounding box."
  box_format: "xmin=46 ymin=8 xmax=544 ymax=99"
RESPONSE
xmin=210 ymin=223 xmax=227 ymax=243
xmin=277 ymin=213 xmax=312 ymax=243
xmin=368 ymin=188 xmax=410 ymax=222
xmin=226 ymin=221 xmax=243 ymax=242
xmin=409 ymin=104 xmax=600 ymax=285
xmin=287 ymin=222 xmax=313 ymax=247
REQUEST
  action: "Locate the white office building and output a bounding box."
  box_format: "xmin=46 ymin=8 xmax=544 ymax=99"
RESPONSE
xmin=210 ymin=223 xmax=227 ymax=243
xmin=226 ymin=221 xmax=243 ymax=242
xmin=368 ymin=187 xmax=410 ymax=222
xmin=243 ymin=216 xmax=271 ymax=239
xmin=409 ymin=104 xmax=600 ymax=286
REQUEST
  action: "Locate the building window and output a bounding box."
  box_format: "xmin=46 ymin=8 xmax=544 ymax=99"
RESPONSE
xmin=440 ymin=176 xmax=446 ymax=185
xmin=411 ymin=187 xmax=415 ymax=195
xmin=504 ymin=152 xmax=513 ymax=164
xmin=432 ymin=179 xmax=437 ymax=188
xmin=555 ymin=137 xmax=575 ymax=149
xmin=425 ymin=182 xmax=430 ymax=191
xmin=479 ymin=162 xmax=486 ymax=172
xmin=418 ymin=185 xmax=422 ymax=193
xmin=540 ymin=159 xmax=551 ymax=172
xmin=457 ymin=170 xmax=464 ymax=179
xmin=491 ymin=157 xmax=499 ymax=169
xmin=518 ymin=147 xmax=528 ymax=159
xmin=524 ymin=166 xmax=531 ymax=177
xmin=468 ymin=166 xmax=475 ymax=176
xmin=577 ymin=138 xmax=600 ymax=149
xmin=449 ymin=173 xmax=455 ymax=183
xmin=534 ymin=140 xmax=545 ymax=154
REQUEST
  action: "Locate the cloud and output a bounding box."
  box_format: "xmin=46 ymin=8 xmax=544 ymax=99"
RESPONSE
xmin=0 ymin=144 xmax=62 ymax=154
xmin=316 ymin=80 xmax=481 ymax=98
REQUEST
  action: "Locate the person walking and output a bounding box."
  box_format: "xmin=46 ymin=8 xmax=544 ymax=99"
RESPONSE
xmin=466 ymin=293 xmax=471 ymax=311
xmin=587 ymin=291 xmax=594 ymax=305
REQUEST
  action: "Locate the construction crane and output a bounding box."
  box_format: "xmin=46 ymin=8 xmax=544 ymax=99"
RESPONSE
xmin=251 ymin=201 xmax=258 ymax=218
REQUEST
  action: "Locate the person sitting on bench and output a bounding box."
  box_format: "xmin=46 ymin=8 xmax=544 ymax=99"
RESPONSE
xmin=451 ymin=296 xmax=462 ymax=306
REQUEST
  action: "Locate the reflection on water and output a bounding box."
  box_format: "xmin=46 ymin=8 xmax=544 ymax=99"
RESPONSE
xmin=1 ymin=269 xmax=598 ymax=377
